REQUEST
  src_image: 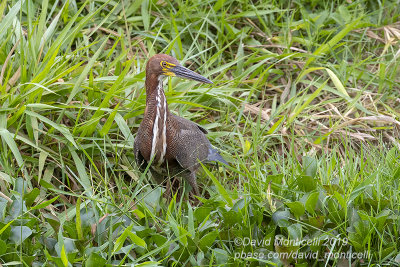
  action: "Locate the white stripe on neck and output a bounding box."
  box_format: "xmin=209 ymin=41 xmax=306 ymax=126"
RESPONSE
xmin=150 ymin=77 xmax=167 ymax=166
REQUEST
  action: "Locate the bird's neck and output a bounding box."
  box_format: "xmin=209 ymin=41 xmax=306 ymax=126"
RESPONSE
xmin=144 ymin=74 xmax=169 ymax=114
xmin=144 ymin=74 xmax=169 ymax=165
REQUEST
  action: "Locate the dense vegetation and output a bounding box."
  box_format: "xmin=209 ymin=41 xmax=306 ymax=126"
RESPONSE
xmin=0 ymin=0 xmax=399 ymax=266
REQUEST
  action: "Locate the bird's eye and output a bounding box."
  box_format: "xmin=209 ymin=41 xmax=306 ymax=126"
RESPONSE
xmin=161 ymin=61 xmax=167 ymax=68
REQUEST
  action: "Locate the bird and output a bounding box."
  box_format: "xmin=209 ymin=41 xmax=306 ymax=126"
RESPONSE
xmin=134 ymin=54 xmax=227 ymax=196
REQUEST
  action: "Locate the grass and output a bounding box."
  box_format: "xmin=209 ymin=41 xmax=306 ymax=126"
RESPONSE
xmin=0 ymin=0 xmax=400 ymax=266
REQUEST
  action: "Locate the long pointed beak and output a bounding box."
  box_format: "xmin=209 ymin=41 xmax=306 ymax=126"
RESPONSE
xmin=170 ymin=65 xmax=213 ymax=84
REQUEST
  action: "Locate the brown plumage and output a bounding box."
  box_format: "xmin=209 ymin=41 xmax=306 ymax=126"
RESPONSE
xmin=134 ymin=54 xmax=227 ymax=195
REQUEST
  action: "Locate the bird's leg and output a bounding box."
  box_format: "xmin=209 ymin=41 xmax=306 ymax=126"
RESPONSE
xmin=186 ymin=171 xmax=201 ymax=206
xmin=184 ymin=171 xmax=200 ymax=196
xmin=164 ymin=178 xmax=172 ymax=201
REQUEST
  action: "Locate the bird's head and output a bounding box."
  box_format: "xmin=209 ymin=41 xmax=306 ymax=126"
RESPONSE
xmin=146 ymin=54 xmax=213 ymax=84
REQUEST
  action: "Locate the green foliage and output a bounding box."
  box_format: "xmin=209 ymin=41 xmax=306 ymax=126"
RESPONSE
xmin=0 ymin=0 xmax=399 ymax=265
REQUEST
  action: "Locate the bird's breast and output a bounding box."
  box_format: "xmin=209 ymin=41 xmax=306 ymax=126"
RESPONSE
xmin=149 ymin=86 xmax=168 ymax=166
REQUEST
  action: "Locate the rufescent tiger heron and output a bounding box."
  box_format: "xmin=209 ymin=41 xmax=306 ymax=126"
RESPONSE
xmin=134 ymin=54 xmax=227 ymax=195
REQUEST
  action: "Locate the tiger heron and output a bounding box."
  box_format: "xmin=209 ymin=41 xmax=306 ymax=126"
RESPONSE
xmin=134 ymin=54 xmax=227 ymax=195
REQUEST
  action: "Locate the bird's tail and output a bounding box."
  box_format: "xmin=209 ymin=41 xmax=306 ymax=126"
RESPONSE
xmin=207 ymin=147 xmax=228 ymax=165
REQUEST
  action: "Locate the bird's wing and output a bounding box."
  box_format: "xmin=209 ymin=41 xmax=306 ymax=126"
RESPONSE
xmin=173 ymin=127 xmax=210 ymax=171
xmin=170 ymin=114 xmax=227 ymax=169
xmin=207 ymin=146 xmax=228 ymax=165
